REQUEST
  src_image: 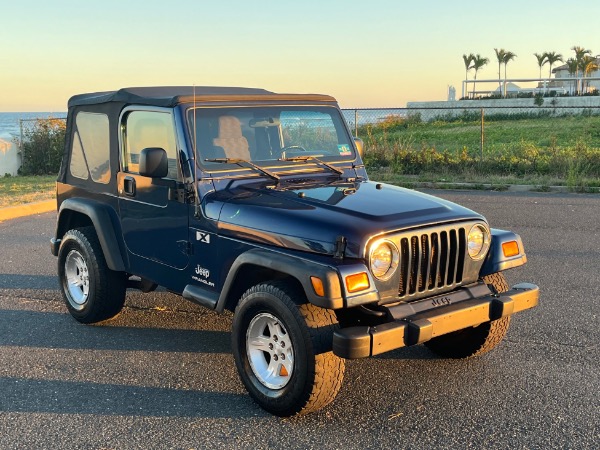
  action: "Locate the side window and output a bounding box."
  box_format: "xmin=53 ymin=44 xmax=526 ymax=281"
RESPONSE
xmin=124 ymin=111 xmax=179 ymax=179
xmin=69 ymin=112 xmax=111 ymax=183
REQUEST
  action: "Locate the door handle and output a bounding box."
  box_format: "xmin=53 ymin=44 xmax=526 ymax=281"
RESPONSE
xmin=123 ymin=176 xmax=136 ymax=196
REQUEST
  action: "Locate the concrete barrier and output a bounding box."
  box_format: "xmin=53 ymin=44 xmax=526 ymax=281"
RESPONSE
xmin=0 ymin=138 xmax=21 ymax=176
xmin=407 ymin=97 xmax=600 ymax=119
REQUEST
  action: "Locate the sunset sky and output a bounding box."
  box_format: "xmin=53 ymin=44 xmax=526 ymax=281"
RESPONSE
xmin=1 ymin=0 xmax=599 ymax=111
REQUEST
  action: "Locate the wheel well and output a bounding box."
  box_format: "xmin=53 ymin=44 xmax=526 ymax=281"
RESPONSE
xmin=57 ymin=210 xmax=93 ymax=238
xmin=222 ymin=264 xmax=305 ymax=312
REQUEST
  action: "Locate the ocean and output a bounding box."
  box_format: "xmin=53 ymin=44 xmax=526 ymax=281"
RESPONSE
xmin=0 ymin=112 xmax=66 ymax=141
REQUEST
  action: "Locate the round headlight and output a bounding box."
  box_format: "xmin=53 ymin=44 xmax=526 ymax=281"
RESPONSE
xmin=468 ymin=224 xmax=491 ymax=260
xmin=369 ymin=239 xmax=399 ymax=280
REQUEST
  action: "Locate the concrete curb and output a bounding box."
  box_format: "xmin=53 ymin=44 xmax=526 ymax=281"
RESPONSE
xmin=0 ymin=200 xmax=56 ymax=222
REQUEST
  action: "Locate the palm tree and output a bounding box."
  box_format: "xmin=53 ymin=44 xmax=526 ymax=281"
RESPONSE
xmin=571 ymin=46 xmax=591 ymax=94
xmin=462 ymin=53 xmax=475 ymax=98
xmin=544 ymin=52 xmax=563 ymax=82
xmin=471 ymin=54 xmax=489 ymax=99
xmin=534 ymin=52 xmax=547 ymax=80
xmin=494 ymin=48 xmax=507 ymax=95
xmin=566 ymin=58 xmax=578 ymax=95
xmin=580 ymin=55 xmax=599 ymax=93
xmin=502 ymin=51 xmax=517 ymax=97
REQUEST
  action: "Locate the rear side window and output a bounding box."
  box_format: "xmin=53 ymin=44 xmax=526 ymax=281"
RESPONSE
xmin=69 ymin=112 xmax=111 ymax=183
xmin=123 ymin=111 xmax=179 ymax=179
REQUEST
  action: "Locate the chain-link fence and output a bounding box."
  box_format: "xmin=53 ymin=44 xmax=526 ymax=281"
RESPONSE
xmin=341 ymin=106 xmax=600 ymax=185
xmin=11 ymin=108 xmax=600 ymax=186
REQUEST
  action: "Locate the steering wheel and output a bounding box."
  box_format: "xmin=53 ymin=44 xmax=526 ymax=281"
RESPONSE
xmin=282 ymin=145 xmax=308 ymax=153
xmin=281 ymin=145 xmax=308 ymax=158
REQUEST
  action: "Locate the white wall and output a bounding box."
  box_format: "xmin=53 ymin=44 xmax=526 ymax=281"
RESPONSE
xmin=407 ymin=97 xmax=600 ymax=118
xmin=0 ymin=138 xmax=21 ymax=176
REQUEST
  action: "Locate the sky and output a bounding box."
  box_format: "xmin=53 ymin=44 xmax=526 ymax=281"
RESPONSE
xmin=1 ymin=0 xmax=599 ymax=111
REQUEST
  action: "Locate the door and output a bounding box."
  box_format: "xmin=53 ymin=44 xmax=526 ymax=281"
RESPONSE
xmin=118 ymin=108 xmax=189 ymax=271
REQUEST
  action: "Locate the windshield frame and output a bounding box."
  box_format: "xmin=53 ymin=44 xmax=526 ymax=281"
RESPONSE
xmin=184 ymin=104 xmax=357 ymax=175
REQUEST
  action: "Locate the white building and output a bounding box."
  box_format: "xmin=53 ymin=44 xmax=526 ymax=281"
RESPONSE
xmin=552 ymin=56 xmax=600 ymax=93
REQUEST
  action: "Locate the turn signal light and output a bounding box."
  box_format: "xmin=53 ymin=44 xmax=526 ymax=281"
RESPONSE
xmin=345 ymin=272 xmax=370 ymax=293
xmin=310 ymin=276 xmax=325 ymax=297
xmin=502 ymin=241 xmax=520 ymax=257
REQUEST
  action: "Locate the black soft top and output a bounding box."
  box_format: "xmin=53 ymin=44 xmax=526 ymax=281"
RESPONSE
xmin=68 ymin=86 xmax=336 ymax=108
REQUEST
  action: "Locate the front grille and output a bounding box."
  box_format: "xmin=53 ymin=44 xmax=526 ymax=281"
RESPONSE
xmin=396 ymin=225 xmax=467 ymax=299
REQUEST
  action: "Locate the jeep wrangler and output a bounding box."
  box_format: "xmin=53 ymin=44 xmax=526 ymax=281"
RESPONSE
xmin=51 ymin=87 xmax=539 ymax=416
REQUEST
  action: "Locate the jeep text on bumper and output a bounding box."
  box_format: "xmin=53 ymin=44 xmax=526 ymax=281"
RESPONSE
xmin=334 ymin=282 xmax=539 ymax=358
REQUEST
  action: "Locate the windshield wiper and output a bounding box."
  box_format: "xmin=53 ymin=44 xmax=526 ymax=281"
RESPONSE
xmin=279 ymin=155 xmax=344 ymax=175
xmin=205 ymin=158 xmax=280 ymax=181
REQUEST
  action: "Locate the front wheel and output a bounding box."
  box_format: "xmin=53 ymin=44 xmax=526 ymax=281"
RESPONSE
xmin=424 ymin=272 xmax=511 ymax=359
xmin=232 ymin=281 xmax=345 ymax=416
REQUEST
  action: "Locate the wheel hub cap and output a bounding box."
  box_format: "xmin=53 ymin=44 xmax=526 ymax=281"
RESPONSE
xmin=246 ymin=313 xmax=294 ymax=389
xmin=65 ymin=249 xmax=89 ymax=308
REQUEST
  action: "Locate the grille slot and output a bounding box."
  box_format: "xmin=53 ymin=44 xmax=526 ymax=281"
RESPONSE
xmin=396 ymin=225 xmax=467 ymax=299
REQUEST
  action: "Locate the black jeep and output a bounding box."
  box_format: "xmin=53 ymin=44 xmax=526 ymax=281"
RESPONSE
xmin=50 ymin=87 xmax=539 ymax=416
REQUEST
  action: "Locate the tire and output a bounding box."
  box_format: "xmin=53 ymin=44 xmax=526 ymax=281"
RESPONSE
xmin=58 ymin=226 xmax=126 ymax=324
xmin=231 ymin=281 xmax=345 ymax=416
xmin=424 ymin=272 xmax=511 ymax=359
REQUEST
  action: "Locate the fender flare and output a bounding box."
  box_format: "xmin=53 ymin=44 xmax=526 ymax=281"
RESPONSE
xmin=54 ymin=198 xmax=126 ymax=272
xmin=215 ymin=248 xmax=345 ymax=312
xmin=480 ymin=228 xmax=527 ymax=277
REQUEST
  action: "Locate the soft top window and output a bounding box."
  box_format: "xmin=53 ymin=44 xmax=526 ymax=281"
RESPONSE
xmin=69 ymin=112 xmax=111 ymax=183
xmin=123 ymin=110 xmax=179 ymax=179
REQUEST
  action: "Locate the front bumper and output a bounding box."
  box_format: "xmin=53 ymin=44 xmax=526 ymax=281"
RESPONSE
xmin=333 ymin=282 xmax=539 ymax=359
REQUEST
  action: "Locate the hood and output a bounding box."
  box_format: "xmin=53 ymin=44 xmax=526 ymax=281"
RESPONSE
xmin=209 ymin=179 xmax=484 ymax=258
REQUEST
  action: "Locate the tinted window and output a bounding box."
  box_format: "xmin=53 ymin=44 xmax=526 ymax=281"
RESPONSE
xmin=69 ymin=112 xmax=110 ymax=183
xmin=124 ymin=111 xmax=179 ymax=179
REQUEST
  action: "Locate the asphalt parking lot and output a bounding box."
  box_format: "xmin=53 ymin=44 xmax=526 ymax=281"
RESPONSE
xmin=0 ymin=190 xmax=598 ymax=449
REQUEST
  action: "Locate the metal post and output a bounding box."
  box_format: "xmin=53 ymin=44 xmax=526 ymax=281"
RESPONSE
xmin=19 ymin=119 xmax=23 ymax=150
xmin=19 ymin=119 xmax=24 ymax=166
xmin=480 ymin=108 xmax=484 ymax=160
xmin=354 ymin=109 xmax=358 ymax=137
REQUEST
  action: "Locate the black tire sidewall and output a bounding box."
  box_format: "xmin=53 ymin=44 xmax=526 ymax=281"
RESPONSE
xmin=232 ymin=287 xmax=314 ymax=416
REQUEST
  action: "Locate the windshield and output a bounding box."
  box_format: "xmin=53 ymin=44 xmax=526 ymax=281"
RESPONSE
xmin=186 ymin=106 xmax=354 ymax=167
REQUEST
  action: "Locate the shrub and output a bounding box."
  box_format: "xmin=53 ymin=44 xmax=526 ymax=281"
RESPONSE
xmin=18 ymin=118 xmax=66 ymax=175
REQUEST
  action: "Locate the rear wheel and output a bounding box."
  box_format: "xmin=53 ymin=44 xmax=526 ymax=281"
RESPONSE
xmin=58 ymin=227 xmax=126 ymax=323
xmin=424 ymin=272 xmax=511 ymax=358
xmin=232 ymin=281 xmax=345 ymax=416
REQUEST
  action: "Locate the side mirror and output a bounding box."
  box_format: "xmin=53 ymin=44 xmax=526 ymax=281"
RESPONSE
xmin=139 ymin=147 xmax=168 ymax=178
xmin=353 ymin=137 xmax=364 ymax=158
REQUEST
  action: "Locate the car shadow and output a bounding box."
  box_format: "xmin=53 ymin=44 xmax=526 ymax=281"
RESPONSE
xmin=0 ymin=308 xmax=267 ymax=418
xmin=0 ymin=309 xmax=231 ymax=354
xmin=0 ymin=274 xmax=58 ymax=290
xmin=0 ymin=376 xmax=259 ymax=418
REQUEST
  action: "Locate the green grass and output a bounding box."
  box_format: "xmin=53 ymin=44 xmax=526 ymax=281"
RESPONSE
xmin=371 ymin=115 xmax=600 ymax=154
xmin=360 ymin=113 xmax=600 ymax=190
xmin=0 ymin=175 xmax=56 ymax=208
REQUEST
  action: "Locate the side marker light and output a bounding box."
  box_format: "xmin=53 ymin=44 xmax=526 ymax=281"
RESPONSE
xmin=310 ymin=277 xmax=325 ymax=297
xmin=502 ymin=241 xmax=520 ymax=257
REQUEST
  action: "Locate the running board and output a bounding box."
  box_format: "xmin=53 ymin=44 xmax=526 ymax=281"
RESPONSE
xmin=182 ymin=284 xmax=219 ymax=309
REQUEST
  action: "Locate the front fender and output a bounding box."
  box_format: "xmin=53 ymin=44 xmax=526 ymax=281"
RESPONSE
xmin=480 ymin=228 xmax=528 ymax=277
xmin=215 ymin=248 xmax=345 ymax=312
